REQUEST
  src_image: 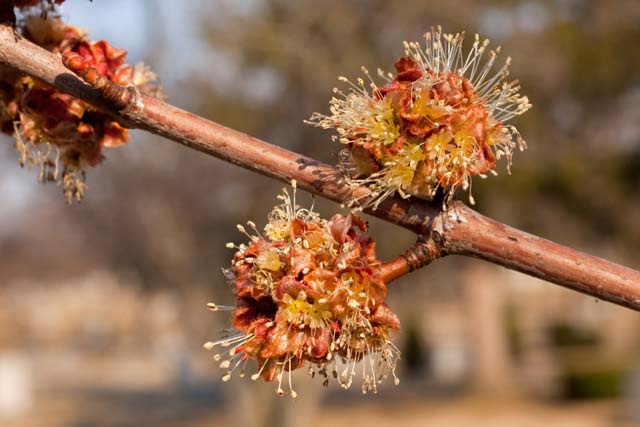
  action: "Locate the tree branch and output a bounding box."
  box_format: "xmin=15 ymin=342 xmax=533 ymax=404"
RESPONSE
xmin=443 ymin=202 xmax=640 ymax=309
xmin=1 ymin=24 xmax=639 ymax=311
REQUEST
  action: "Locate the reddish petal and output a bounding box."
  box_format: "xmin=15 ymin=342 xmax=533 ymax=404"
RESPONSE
xmin=100 ymin=121 xmax=128 ymax=148
xmin=370 ymin=304 xmax=400 ymax=331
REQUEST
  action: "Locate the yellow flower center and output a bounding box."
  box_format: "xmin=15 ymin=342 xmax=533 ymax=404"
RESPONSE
xmin=282 ymin=293 xmax=332 ymax=329
xmin=369 ymin=99 xmax=400 ymax=146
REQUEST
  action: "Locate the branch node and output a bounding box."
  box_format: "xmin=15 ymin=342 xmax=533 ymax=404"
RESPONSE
xmin=61 ymin=51 xmax=136 ymax=110
xmin=402 ymin=235 xmax=442 ymax=271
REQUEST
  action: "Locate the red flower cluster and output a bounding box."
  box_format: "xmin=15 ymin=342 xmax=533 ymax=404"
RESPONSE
xmin=370 ymin=56 xmax=499 ymax=188
xmin=205 ymin=185 xmax=400 ymax=397
xmin=308 ymin=27 xmax=531 ymax=208
xmin=0 ymin=12 xmax=158 ymax=202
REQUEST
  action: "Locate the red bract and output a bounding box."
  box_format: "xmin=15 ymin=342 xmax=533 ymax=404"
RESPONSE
xmin=205 ymin=185 xmax=400 ymax=397
xmin=0 ymin=13 xmax=159 ymax=202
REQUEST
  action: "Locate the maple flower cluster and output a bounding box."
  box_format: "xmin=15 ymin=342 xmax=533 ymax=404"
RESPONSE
xmin=0 ymin=8 xmax=159 ymax=202
xmin=204 ymin=183 xmax=400 ymax=397
xmin=307 ymin=26 xmax=531 ymax=208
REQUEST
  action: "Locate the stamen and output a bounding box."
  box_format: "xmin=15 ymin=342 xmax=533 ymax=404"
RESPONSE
xmin=252 ymin=359 xmax=270 ymax=381
xmin=207 ymin=302 xmax=235 ymax=311
xmin=288 ymin=357 xmax=297 ymax=399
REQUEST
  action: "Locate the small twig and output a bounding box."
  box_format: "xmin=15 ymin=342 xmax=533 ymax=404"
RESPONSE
xmin=1 ymin=24 xmax=639 ymax=310
xmin=380 ymin=236 xmax=443 ymax=283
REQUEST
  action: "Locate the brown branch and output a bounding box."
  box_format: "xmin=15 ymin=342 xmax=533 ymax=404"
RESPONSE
xmin=442 ymin=203 xmax=640 ymax=309
xmin=1 ymin=24 xmax=639 ymax=310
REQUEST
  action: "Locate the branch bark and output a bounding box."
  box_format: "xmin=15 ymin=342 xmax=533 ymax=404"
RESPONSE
xmin=1 ymin=24 xmax=639 ymax=310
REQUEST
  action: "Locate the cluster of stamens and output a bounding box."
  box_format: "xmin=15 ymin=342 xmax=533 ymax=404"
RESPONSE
xmin=204 ymin=182 xmax=400 ymax=397
xmin=307 ymin=26 xmax=531 ymax=208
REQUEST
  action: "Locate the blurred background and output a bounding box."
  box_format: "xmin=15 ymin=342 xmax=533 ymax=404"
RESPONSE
xmin=1 ymin=0 xmax=639 ymax=426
